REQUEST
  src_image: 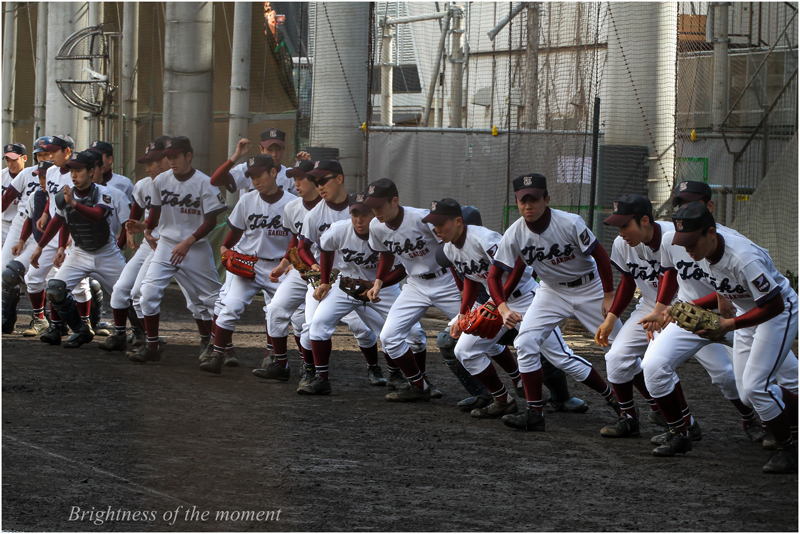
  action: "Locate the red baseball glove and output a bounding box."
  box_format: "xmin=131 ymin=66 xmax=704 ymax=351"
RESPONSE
xmin=222 ymin=250 xmax=258 ymax=280
xmin=458 ymin=301 xmax=503 ymax=339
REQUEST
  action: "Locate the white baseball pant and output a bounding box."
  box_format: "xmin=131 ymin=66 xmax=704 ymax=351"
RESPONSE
xmin=216 ymin=260 xmax=284 ymax=331
xmin=300 ymin=280 xmax=378 ymax=351
xmin=54 ymin=243 xmax=127 ymax=295
xmin=2 ymin=216 xmax=27 ymax=268
xmin=266 ymin=268 xmax=308 ymax=339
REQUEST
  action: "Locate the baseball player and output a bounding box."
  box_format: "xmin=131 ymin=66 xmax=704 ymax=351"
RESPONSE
xmin=363 ymin=178 xmax=461 ymax=402
xmin=28 ymin=150 xmax=127 ymax=348
xmin=292 ymin=160 xmax=382 ymax=389
xmin=197 ymin=154 xmax=296 ymax=374
xmin=490 ymin=173 xmax=623 ymax=431
xmin=210 ymin=128 xmax=305 ymax=196
xmin=639 ymin=181 xmax=798 ymax=454
xmin=130 ymin=136 xmax=227 ymax=363
xmin=427 ymin=198 xmax=590 ymax=419
xmin=87 ymin=140 xmax=134 ymax=200
xmin=667 ymin=202 xmax=798 ymax=474
xmin=258 ymin=159 xmax=320 ymax=383
xmin=2 ymin=143 xmax=28 ymax=245
xmin=303 ymin=191 xmax=427 ymax=394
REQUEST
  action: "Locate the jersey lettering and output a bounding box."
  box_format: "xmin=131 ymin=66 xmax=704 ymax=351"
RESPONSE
xmin=161 ymin=190 xmax=202 ymax=209
xmin=454 ymin=258 xmax=491 ymax=278
xmin=318 ymin=222 xmax=331 ymax=234
xmin=627 ymin=260 xmax=660 ymax=283
xmin=520 ymin=243 xmax=575 ymax=266
xmin=247 ymin=213 xmax=283 ymax=231
xmin=383 ymin=235 xmax=429 ymax=257
xmin=341 ymin=247 xmax=379 ymax=267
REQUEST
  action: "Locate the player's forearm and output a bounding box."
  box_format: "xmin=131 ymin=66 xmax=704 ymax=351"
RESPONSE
xmin=449 ymin=267 xmax=464 ymax=291
xmin=488 ymin=264 xmax=508 ymax=305
xmin=460 ymin=278 xmax=479 ymax=315
xmin=222 ymin=226 xmax=244 ymax=250
xmin=284 ymin=234 xmax=299 ymax=259
xmin=657 ymin=268 xmax=679 ymax=305
xmin=191 ymin=215 xmax=217 ymax=242
xmin=503 ymin=257 xmax=526 ymax=299
xmin=692 ymin=291 xmax=719 ymax=309
xmin=608 ymin=273 xmax=635 ymax=318
xmin=146 ymin=206 xmax=161 ymax=230
xmin=1 ymin=187 xmax=18 ymax=212
xmin=58 ymin=224 xmax=70 ymax=249
xmin=297 ymin=237 xmax=317 ymax=267
xmin=210 ymin=159 xmax=236 ymax=190
xmin=116 ymin=227 xmax=128 ymax=250
xmin=319 ymin=249 xmax=335 ymax=281
xmin=382 ymin=265 xmax=407 ymax=288
xmin=128 ymin=202 xmax=144 ymax=222
xmin=38 ymin=216 xmax=65 ymax=248
xmin=375 ymin=252 xmax=395 ymax=282
xmin=590 ymin=242 xmax=614 ymax=292
xmin=72 ymin=202 xmax=108 ymax=222
xmin=20 ymin=218 xmax=33 ymax=242
xmin=733 ymin=293 xmax=784 ymax=330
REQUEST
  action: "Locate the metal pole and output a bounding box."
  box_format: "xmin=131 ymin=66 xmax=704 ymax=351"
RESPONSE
xmin=34 ymin=2 xmax=48 ymax=140
xmin=122 ymin=2 xmax=139 ymax=178
xmin=712 ymin=2 xmax=729 ymax=129
xmin=380 ymin=12 xmax=447 ymax=26
xmin=380 ymin=25 xmax=393 ymax=126
xmin=487 ymin=1 xmax=526 ymax=41
xmin=2 ymin=1 xmax=18 ymax=147
xmin=421 ymin=11 xmax=451 ymax=127
xmin=524 ymin=3 xmax=539 ymax=129
xmin=86 ymin=1 xmax=102 ymax=147
xmin=227 ymin=2 xmax=251 ymax=205
xmin=449 ymin=6 xmax=464 ymax=128
xmin=588 ymin=97 xmax=600 ymax=231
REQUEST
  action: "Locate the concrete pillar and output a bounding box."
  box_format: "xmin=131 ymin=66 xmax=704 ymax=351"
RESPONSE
xmin=524 ymin=4 xmax=539 ymax=129
xmin=122 ymin=2 xmax=139 ymax=178
xmin=711 ymin=2 xmax=729 ymax=128
xmin=85 ymin=2 xmax=102 ymax=146
xmin=226 ymin=2 xmax=252 ymax=205
xmin=45 ymin=2 xmax=84 ymax=139
xmin=2 ymin=2 xmax=18 ymax=147
xmin=309 ymin=2 xmax=370 ymax=190
xmin=34 ymin=2 xmax=48 ymax=139
xmin=380 ymin=26 xmax=393 ymax=126
xmin=163 ymin=2 xmax=213 ymax=173
xmin=449 ymin=6 xmax=464 ymax=128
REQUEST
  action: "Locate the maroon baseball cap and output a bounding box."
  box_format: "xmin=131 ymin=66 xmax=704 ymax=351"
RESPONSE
xmin=672 ymin=181 xmax=712 ymax=206
xmin=137 ymin=139 xmax=168 ymax=164
xmin=363 ymin=178 xmax=399 ymax=208
xmin=42 ymin=134 xmax=75 ymax=152
xmin=350 ymin=191 xmax=369 ymax=213
xmin=671 ymin=201 xmax=715 ymax=247
xmin=286 ymin=159 xmax=315 ymax=179
xmin=88 ymin=140 xmax=114 ymax=156
xmin=422 ymin=198 xmax=462 ymax=225
xmin=244 ymin=154 xmax=277 ymax=178
xmin=513 ymin=173 xmax=547 ymax=201
xmin=260 ymin=128 xmax=286 ymax=149
xmin=64 ymin=151 xmax=98 ymax=170
xmin=163 ymin=136 xmax=193 ymax=156
xmin=33 ymin=160 xmax=54 ymax=176
xmin=4 ymin=143 xmax=26 ymax=160
xmin=603 ymin=194 xmax=653 ymax=227
xmin=307 ymin=159 xmax=344 ymax=180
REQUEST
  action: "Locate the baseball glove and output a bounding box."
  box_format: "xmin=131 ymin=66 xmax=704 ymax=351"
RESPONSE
xmin=287 ymin=247 xmax=311 ymax=273
xmin=339 ymin=277 xmax=374 ymax=302
xmin=221 ymin=250 xmax=258 ymax=280
xmin=458 ymin=301 xmax=504 ymax=339
xmin=303 ymin=268 xmax=341 ymax=289
xmin=669 ymin=301 xmax=729 ymax=343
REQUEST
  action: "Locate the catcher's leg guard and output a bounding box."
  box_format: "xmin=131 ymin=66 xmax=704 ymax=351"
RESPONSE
xmin=46 ymin=280 xmax=83 ymax=333
xmin=542 ymin=355 xmax=572 ymax=403
xmin=437 ymin=330 xmax=488 ymax=397
xmin=497 ymin=327 xmax=518 ymax=347
xmin=89 ymin=278 xmax=103 ymax=331
xmin=2 ymin=260 xmax=25 ymax=334
xmin=127 ymin=305 xmax=143 ymax=331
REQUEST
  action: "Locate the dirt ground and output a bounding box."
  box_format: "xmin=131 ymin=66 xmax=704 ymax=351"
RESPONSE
xmin=2 ymin=284 xmax=797 ymax=532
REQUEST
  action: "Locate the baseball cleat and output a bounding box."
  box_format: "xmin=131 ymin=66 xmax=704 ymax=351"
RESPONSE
xmin=252 ymin=361 xmax=290 ymax=381
xmin=471 ymin=398 xmax=518 ymax=419
xmin=601 ymin=414 xmax=641 ymax=438
xmin=199 ymin=335 xmax=212 ymax=352
xmin=98 ymin=332 xmax=128 ymax=352
xmin=199 ymin=353 xmax=224 ymax=374
xmin=428 ymin=382 xmax=443 ymax=399
xmin=743 ymin=418 xmax=767 ymax=442
xmin=514 ymin=382 xmax=525 ymax=399
xmin=297 ymin=374 xmax=332 ymax=395
xmin=198 ymin=343 xmax=214 ymax=361
xmin=647 ymin=409 xmax=668 ymax=428
xmin=298 ymin=364 xmax=316 ymax=388
xmin=762 ymin=429 xmax=776 ymax=450
xmin=651 ymin=427 xmax=693 ymax=456
xmin=386 ymin=369 xmax=406 ymax=391
xmin=367 ymin=365 xmax=387 ymax=386
xmin=457 ymin=394 xmax=492 ymax=413
xmin=128 ymin=345 xmax=162 ymax=364
xmin=130 ymin=327 xmax=146 ymax=349
xmin=607 ymin=397 xmax=622 ymax=416
xmin=502 ymin=408 xmax=546 ymax=431
xmin=63 ymin=325 xmax=94 ymax=349
xmin=223 ymin=348 xmax=239 ymax=367
xmin=551 ymin=396 xmax=589 ymax=414
xmin=762 ymin=443 xmax=797 ymax=474
xmin=22 ymin=317 xmax=50 ymax=337
xmin=95 ymin=322 xmax=112 ymax=337
xmin=651 ymin=420 xmax=702 ymax=445
xmin=385 ymin=382 xmax=431 ymax=402
xmin=39 ymin=324 xmax=63 ymax=345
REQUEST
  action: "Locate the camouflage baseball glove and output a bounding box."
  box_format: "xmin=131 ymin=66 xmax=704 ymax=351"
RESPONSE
xmin=303 ymin=268 xmax=340 ymax=289
xmin=339 ymin=277 xmax=374 ymax=302
xmin=669 ymin=301 xmax=729 ymax=343
xmin=221 ymin=250 xmax=258 ymax=280
xmin=458 ymin=301 xmax=504 ymax=339
xmin=287 ymin=247 xmax=311 ymax=273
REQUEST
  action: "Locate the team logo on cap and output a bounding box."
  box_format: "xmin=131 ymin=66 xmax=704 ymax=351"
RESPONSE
xmin=613 ymin=202 xmax=618 ymax=213
xmin=523 ymin=176 xmax=532 ymax=186
xmin=431 ymin=201 xmax=438 ymax=211
xmin=676 ymin=220 xmax=683 ymax=230
xmin=149 ymin=142 xmax=155 ymax=150
xmin=269 ymin=129 xmax=278 ymax=138
xmin=368 ymin=185 xmax=375 ymax=194
xmin=70 ymin=153 xmax=79 ymax=160
xmin=4 ymin=144 xmax=11 ymax=152
xmin=91 ymin=141 xmax=98 ymax=147
xmin=679 ymin=182 xmax=688 ymax=191
xmin=248 ymin=157 xmax=255 ymax=166
xmin=314 ymin=161 xmax=320 ymax=169
xmin=295 ymin=161 xmax=301 ymax=167
xmin=165 ymin=139 xmax=172 ymax=148
xmin=356 ymin=194 xmax=365 ymax=203
xmin=36 ymin=139 xmax=45 ymax=147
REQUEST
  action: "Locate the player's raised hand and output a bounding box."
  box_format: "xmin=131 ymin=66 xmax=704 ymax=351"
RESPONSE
xmin=232 ymin=138 xmax=252 ymax=161
xmin=498 ymin=302 xmax=522 ymax=329
xmin=54 ymin=248 xmax=66 ymax=267
xmin=36 ymin=212 xmax=49 ymax=232
xmin=296 ymin=151 xmax=311 ymax=161
xmin=29 ymin=246 xmax=43 ymax=269
xmin=314 ymin=283 xmax=331 ymax=302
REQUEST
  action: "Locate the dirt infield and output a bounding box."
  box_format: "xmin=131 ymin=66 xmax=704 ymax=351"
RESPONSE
xmin=2 ymin=285 xmax=797 ymax=532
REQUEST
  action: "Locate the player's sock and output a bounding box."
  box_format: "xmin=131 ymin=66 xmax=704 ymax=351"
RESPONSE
xmin=730 ymin=398 xmax=756 ymax=424
xmin=653 ymin=387 xmax=687 ymax=434
xmin=764 ymin=409 xmax=792 ymax=444
xmin=394 ymin=349 xmax=426 ymax=390
xmin=29 ymin=290 xmax=46 ymax=319
xmin=491 ymin=347 xmax=519 ymax=377
xmin=266 ymin=330 xmax=274 ymax=356
xmin=272 ymin=336 xmax=289 ymax=368
xmin=359 ymin=343 xmax=379 ymax=366
xmin=112 ymin=307 xmax=128 ymax=329
xmin=519 ymin=369 xmax=544 ymax=414
xmin=301 ymin=346 xmax=315 ymax=366
xmin=383 ymin=352 xmax=399 ymax=373
xmin=632 ymin=371 xmax=655 ymax=405
xmin=779 ymin=386 xmax=798 ymax=436
xmin=143 ymin=314 xmax=160 ymax=349
xmin=475 ymin=365 xmax=509 ymax=403
xmin=413 ymin=349 xmax=427 ymax=374
xmin=212 ymin=326 xmax=233 ymax=355
xmin=311 ymin=339 xmax=332 ymax=379
xmin=581 ymin=368 xmax=615 ymax=403
xmin=77 ymin=300 xmax=91 ymax=324
xmin=610 ymin=380 xmax=637 ymax=419
xmin=195 ymin=318 xmax=213 ymax=337
xmin=294 ymin=335 xmax=303 ymax=354
xmin=50 ymin=305 xmax=62 ymax=328
xmin=674 ymin=381 xmax=694 ymax=427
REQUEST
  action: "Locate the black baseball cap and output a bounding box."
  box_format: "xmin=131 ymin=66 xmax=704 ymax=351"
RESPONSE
xmin=138 ymin=139 xmax=168 ymax=164
xmin=64 ymin=151 xmax=98 ymax=170
xmin=4 ymin=143 xmax=26 ymax=159
xmin=673 ymin=181 xmax=712 ymax=206
xmin=163 ymin=136 xmax=193 ymax=156
xmin=88 ymin=140 xmax=113 ymax=156
xmin=604 ymin=194 xmax=653 ymax=227
xmin=286 ymin=159 xmax=315 ymax=179
xmin=513 ymin=173 xmax=547 ymax=201
xmin=350 ymin=191 xmax=370 ymax=214
xmin=307 ymin=159 xmax=344 ymax=180
xmin=244 ymin=154 xmax=277 ymax=178
xmin=671 ymin=201 xmax=715 ymax=247
xmin=260 ymin=128 xmax=286 ymax=149
xmin=363 ymin=178 xmax=399 ymax=208
xmin=33 ymin=160 xmax=55 ymax=176
xmin=422 ymin=198 xmax=463 ymax=225
xmin=42 ymin=134 xmax=75 ymax=152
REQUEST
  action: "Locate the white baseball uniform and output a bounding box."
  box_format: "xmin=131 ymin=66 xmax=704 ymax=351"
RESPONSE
xmin=2 ymin=166 xmax=39 ymax=267
xmin=494 ymin=208 xmax=622 ymax=376
xmin=230 ymin=163 xmax=297 ymax=196
xmin=308 ymin=219 xmax=427 ymax=352
xmin=696 ymin=233 xmax=798 ymax=421
xmin=443 ymin=224 xmax=578 ymax=375
xmin=139 ymin=169 xmax=227 ymax=318
xmin=298 ymin=198 xmax=378 ymax=350
xmin=1 ymin=167 xmax=20 ymax=243
xmin=369 ymin=206 xmax=461 ymax=359
xmin=105 ymin=172 xmax=134 ymax=201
